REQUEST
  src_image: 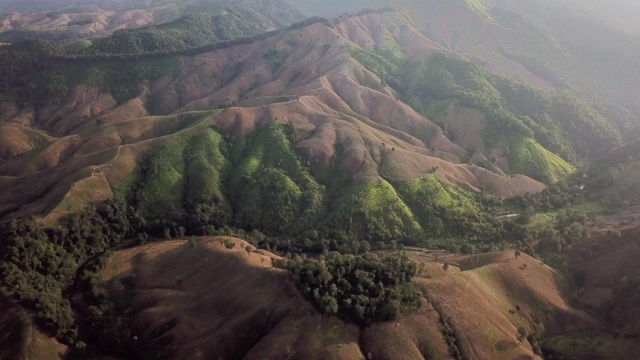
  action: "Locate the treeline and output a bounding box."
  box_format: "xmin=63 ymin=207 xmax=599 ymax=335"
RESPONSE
xmin=0 ymin=39 xmax=66 ymax=106
xmin=0 ymin=196 xmax=142 ymax=346
xmin=277 ymin=252 xmax=421 ymax=325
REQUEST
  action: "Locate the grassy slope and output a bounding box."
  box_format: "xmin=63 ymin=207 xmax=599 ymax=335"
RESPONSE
xmin=422 ymin=252 xmax=595 ymax=360
xmin=502 ymin=136 xmax=575 ymax=184
xmin=99 ymin=240 xmax=592 ymax=360
xmin=325 ymin=180 xmax=423 ymax=241
xmin=396 ymin=175 xmax=486 ymax=235
xmin=117 ymin=123 xmax=501 ymax=245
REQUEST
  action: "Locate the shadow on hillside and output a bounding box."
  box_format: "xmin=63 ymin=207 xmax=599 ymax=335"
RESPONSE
xmin=0 ymin=296 xmax=29 ymax=360
xmin=100 ymin=238 xmax=310 ymax=360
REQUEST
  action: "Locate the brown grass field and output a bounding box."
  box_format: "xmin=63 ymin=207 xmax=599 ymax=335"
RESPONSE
xmin=99 ymin=238 xmax=593 ymax=360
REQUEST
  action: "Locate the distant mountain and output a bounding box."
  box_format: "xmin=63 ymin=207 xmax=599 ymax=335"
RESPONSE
xmin=291 ymin=0 xmax=640 ymax=141
xmin=559 ymin=0 xmax=640 ymax=36
xmin=0 ymin=4 xmax=635 ymax=241
xmin=0 ymin=0 xmax=154 ymax=14
xmin=0 ymin=0 xmax=306 ymax=43
xmin=84 ymin=3 xmax=305 ymax=55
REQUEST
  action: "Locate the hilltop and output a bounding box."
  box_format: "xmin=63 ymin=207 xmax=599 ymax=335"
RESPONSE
xmin=87 ymin=237 xmax=593 ymax=360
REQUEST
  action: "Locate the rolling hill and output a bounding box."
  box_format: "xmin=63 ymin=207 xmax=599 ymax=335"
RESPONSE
xmin=0 ymin=0 xmax=306 ymax=44
xmin=1 ymin=8 xmax=632 ymax=254
xmin=90 ymin=237 xmax=594 ymax=360
xmin=293 ymin=0 xmax=640 ymax=141
xmin=0 ymin=11 xmax=555 ymax=237
xmin=1 ymin=3 xmax=640 ymax=359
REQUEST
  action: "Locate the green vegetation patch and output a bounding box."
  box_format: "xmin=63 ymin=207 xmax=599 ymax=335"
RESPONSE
xmin=584 ymin=140 xmax=640 ymax=207
xmin=59 ymin=57 xmax=179 ymax=104
xmin=86 ymin=8 xmax=278 ymax=55
xmin=123 ymin=123 xmax=510 ymax=249
xmin=0 ymin=196 xmax=140 ymax=345
xmin=463 ymin=0 xmax=494 ymax=21
xmin=400 ymin=54 xmax=621 ymax=165
xmin=135 ymin=138 xmax=188 ymax=224
xmin=262 ymin=47 xmax=288 ymax=71
xmin=501 ymin=136 xmax=575 ymax=184
xmin=229 ymin=125 xmax=324 ymax=234
xmin=184 ymin=129 xmax=231 ymax=226
xmin=324 ymin=180 xmax=422 ymax=242
xmin=395 ymin=175 xmax=504 ymax=243
xmin=347 ymin=45 xmax=399 ymax=84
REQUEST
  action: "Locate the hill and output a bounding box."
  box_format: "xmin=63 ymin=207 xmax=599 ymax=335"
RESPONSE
xmin=532 ymin=218 xmax=640 ymax=360
xmin=0 ymin=12 xmax=554 ymax=246
xmin=90 ymin=237 xmax=593 ymax=360
xmin=2 ymin=9 xmax=633 ymax=252
xmin=0 ymin=0 xmax=306 ymax=44
xmin=1 ymin=7 xmax=639 ymax=358
xmin=293 ymin=0 xmax=640 ymax=141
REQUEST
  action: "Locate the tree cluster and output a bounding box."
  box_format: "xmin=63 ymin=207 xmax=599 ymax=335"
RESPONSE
xmin=279 ymin=252 xmax=421 ymax=325
xmin=0 ymin=196 xmax=142 ymax=345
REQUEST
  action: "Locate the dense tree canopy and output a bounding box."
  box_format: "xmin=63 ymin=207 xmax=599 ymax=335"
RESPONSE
xmin=280 ymin=252 xmax=421 ymax=325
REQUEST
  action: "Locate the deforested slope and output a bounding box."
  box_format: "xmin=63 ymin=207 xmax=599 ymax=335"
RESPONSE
xmin=0 ymin=12 xmax=550 ymax=232
xmin=97 ymin=239 xmax=594 ymax=360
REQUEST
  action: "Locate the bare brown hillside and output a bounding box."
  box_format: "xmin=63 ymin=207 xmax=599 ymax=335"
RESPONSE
xmin=0 ymin=122 xmax=53 ymax=161
xmin=100 ymin=237 xmax=453 ymax=360
xmin=99 ymin=239 xmax=593 ymax=360
xmin=0 ymin=7 xmax=172 ymax=39
xmin=377 ymin=1 xmax=554 ymax=91
xmin=559 ymin=220 xmax=640 ymax=309
xmin=423 ymin=253 xmax=595 ymax=360
xmin=0 ymin=12 xmax=545 ymax=221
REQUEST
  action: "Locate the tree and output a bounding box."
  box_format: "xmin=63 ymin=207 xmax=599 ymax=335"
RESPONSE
xmin=515 ymin=250 xmax=521 ymax=259
xmin=223 ymin=238 xmax=235 ymax=250
xmin=443 ymin=262 xmax=450 ymax=272
xmin=460 ymin=243 xmax=475 ymax=254
xmin=517 ymin=326 xmax=527 ymax=344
